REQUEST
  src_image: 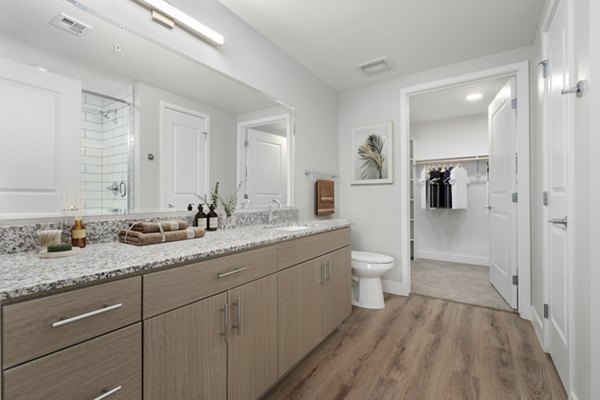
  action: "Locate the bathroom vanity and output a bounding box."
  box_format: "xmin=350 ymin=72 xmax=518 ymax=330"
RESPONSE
xmin=0 ymin=223 xmax=351 ymax=400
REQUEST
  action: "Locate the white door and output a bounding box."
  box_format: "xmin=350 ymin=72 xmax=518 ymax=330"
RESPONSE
xmin=245 ymin=129 xmax=288 ymax=205
xmin=544 ymin=0 xmax=571 ymax=387
xmin=0 ymin=58 xmax=81 ymax=213
xmin=163 ymin=107 xmax=208 ymax=209
xmin=488 ymin=78 xmax=518 ymax=309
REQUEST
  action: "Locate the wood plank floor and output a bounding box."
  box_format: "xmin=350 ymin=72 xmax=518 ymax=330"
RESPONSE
xmin=262 ymin=294 xmax=566 ymax=400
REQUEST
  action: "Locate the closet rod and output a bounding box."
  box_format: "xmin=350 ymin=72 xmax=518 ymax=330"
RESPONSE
xmin=414 ymin=154 xmax=489 ymax=165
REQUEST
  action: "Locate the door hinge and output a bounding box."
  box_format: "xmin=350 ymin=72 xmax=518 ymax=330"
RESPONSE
xmin=512 ymin=192 xmax=518 ymax=203
xmin=512 ymin=275 xmax=518 ymax=286
xmin=203 ymin=131 xmax=208 ymax=140
xmin=544 ymin=303 xmax=549 ymax=318
xmin=511 ymin=98 xmax=518 ymax=109
xmin=538 ymin=59 xmax=549 ymax=79
xmin=244 ymin=140 xmax=249 ymax=147
xmin=543 ymin=191 xmax=549 ymax=206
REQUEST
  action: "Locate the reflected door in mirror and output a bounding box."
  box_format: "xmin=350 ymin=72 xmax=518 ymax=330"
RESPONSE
xmin=246 ymin=129 xmax=288 ymax=206
xmin=0 ymin=58 xmax=80 ymax=213
xmin=163 ymin=106 xmax=209 ymax=209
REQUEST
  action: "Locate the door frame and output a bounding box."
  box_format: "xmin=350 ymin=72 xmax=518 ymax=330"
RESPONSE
xmin=158 ymin=101 xmax=210 ymax=208
xmin=399 ymin=61 xmax=532 ymax=320
xmin=236 ymin=113 xmax=293 ymax=207
xmin=539 ymin=0 xmax=576 ymax=393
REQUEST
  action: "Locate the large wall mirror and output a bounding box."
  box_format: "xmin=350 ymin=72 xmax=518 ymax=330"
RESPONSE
xmin=0 ymin=0 xmax=295 ymax=218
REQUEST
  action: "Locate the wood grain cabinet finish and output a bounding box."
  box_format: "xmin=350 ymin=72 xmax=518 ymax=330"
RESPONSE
xmin=144 ymin=292 xmax=228 ymax=400
xmin=277 ymin=258 xmax=325 ymax=376
xmin=277 ymin=228 xmax=351 ymax=270
xmin=3 ymin=323 xmax=142 ymax=400
xmin=227 ymin=275 xmax=278 ymax=400
xmin=322 ymin=247 xmax=352 ymax=336
xmin=277 ymin=246 xmax=352 ymax=377
xmin=2 ymin=276 xmax=141 ymax=368
xmin=143 ymin=245 xmax=277 ymax=318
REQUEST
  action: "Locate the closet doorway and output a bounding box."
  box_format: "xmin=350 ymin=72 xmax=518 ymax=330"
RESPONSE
xmin=399 ymin=62 xmax=531 ymax=318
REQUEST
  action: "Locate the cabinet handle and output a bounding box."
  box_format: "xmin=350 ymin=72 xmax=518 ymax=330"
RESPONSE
xmin=233 ymin=298 xmax=241 ymax=335
xmin=220 ymin=303 xmax=228 ymax=343
xmin=52 ymin=303 xmax=123 ymax=328
xmin=217 ymin=267 xmax=247 ymax=278
xmin=94 ymin=385 xmax=122 ymax=400
xmin=326 ymin=261 xmax=331 ymax=285
xmin=320 ymin=262 xmax=326 ymax=285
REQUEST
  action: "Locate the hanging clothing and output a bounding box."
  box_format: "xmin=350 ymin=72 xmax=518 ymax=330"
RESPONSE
xmin=443 ymin=167 xmax=453 ymax=208
xmin=418 ymin=167 xmax=429 ymax=209
xmin=439 ymin=168 xmax=447 ymax=208
xmin=428 ymin=168 xmax=442 ymax=208
xmin=449 ymin=166 xmax=470 ymax=209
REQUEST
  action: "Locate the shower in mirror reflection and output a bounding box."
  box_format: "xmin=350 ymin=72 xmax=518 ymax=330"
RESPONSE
xmin=80 ymin=88 xmax=134 ymax=214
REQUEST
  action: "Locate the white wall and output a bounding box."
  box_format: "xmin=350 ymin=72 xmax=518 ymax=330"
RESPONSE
xmin=411 ymin=114 xmax=489 ymax=265
xmin=86 ymin=0 xmax=339 ymax=220
xmin=134 ymin=83 xmax=237 ymax=209
xmin=411 ymin=113 xmax=489 ymax=159
xmin=338 ymin=46 xmax=532 ymax=291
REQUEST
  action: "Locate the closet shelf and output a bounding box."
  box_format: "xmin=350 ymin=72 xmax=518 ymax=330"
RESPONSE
xmin=414 ymin=154 xmax=489 ymax=165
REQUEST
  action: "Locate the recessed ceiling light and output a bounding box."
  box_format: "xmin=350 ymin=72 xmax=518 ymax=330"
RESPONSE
xmin=466 ymin=93 xmax=483 ymax=101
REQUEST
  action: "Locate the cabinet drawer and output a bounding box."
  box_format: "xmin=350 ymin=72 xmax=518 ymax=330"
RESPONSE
xmin=4 ymin=323 xmax=141 ymax=400
xmin=3 ymin=277 xmax=141 ymax=368
xmin=144 ymin=245 xmax=277 ymax=318
xmin=277 ymin=228 xmax=351 ymax=270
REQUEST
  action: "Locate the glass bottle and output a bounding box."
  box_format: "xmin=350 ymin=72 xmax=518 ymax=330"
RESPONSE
xmin=195 ymin=204 xmax=207 ymax=230
xmin=207 ymin=205 xmax=218 ymax=232
xmin=71 ymin=218 xmax=87 ymax=248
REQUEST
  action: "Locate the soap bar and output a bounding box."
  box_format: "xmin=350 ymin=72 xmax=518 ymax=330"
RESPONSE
xmin=47 ymin=243 xmax=73 ymax=253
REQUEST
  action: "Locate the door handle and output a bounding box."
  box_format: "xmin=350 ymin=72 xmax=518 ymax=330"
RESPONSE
xmin=233 ymin=298 xmax=241 ymax=335
xmin=561 ymin=81 xmax=585 ymax=98
xmin=548 ymin=216 xmax=568 ymax=228
xmin=220 ymin=303 xmax=228 ymax=343
xmin=483 ymin=205 xmax=492 ymax=210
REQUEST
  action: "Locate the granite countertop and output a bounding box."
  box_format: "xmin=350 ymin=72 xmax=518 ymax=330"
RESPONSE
xmin=0 ymin=220 xmax=352 ymax=301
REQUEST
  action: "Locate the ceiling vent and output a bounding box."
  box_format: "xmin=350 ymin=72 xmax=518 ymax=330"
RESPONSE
xmin=50 ymin=13 xmax=92 ymax=36
xmin=357 ymin=56 xmax=392 ymax=76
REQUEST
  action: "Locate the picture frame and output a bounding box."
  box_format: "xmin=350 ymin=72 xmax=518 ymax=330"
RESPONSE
xmin=351 ymin=121 xmax=394 ymax=185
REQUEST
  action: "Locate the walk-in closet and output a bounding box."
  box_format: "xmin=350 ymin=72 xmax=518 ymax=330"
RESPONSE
xmin=408 ymin=76 xmax=518 ymax=311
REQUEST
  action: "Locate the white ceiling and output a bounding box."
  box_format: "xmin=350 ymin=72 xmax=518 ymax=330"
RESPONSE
xmin=0 ymin=0 xmax=278 ymax=115
xmin=410 ymin=77 xmax=509 ymax=123
xmin=217 ymin=0 xmax=546 ymax=91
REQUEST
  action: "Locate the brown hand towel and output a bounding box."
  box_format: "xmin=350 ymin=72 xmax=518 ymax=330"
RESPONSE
xmin=118 ymin=227 xmax=205 ymax=246
xmin=128 ymin=220 xmax=189 ymax=233
xmin=315 ymin=179 xmax=335 ymax=215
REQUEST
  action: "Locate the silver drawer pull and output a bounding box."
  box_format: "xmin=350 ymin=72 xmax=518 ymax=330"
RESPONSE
xmin=94 ymin=385 xmax=122 ymax=400
xmin=217 ymin=267 xmax=247 ymax=278
xmin=52 ymin=303 xmax=123 ymax=328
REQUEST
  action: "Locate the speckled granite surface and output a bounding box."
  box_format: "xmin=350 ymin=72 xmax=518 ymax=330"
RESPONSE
xmin=0 ymin=220 xmax=351 ymax=300
xmin=0 ymin=208 xmax=299 ymax=255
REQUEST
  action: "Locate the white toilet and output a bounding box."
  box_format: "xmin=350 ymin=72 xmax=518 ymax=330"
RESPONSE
xmin=351 ymin=251 xmax=395 ymax=309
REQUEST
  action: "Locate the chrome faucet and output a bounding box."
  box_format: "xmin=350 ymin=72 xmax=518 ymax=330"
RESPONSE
xmin=268 ymin=199 xmax=282 ymax=225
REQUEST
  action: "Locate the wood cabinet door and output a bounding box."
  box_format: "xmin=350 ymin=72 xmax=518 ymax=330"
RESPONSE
xmin=144 ymin=293 xmax=227 ymax=400
xmin=227 ymin=275 xmax=278 ymax=400
xmin=277 ymin=258 xmax=324 ymax=376
xmin=323 ymin=246 xmax=352 ymax=336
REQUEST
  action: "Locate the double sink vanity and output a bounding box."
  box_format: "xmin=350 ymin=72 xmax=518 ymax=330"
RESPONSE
xmin=0 ymin=221 xmax=352 ymax=400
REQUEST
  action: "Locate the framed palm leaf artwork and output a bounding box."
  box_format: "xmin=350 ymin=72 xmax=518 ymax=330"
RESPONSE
xmin=351 ymin=121 xmax=393 ymax=185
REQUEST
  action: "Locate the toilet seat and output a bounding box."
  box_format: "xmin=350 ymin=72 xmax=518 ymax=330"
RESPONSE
xmin=352 ymin=251 xmax=394 ymax=264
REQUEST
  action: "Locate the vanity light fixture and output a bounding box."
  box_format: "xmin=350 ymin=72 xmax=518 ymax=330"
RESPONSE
xmin=466 ymin=93 xmax=483 ymax=101
xmin=135 ymin=0 xmax=225 ymax=46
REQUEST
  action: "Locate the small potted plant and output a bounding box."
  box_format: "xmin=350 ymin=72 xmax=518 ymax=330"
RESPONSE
xmin=219 ymin=182 xmax=242 ymax=229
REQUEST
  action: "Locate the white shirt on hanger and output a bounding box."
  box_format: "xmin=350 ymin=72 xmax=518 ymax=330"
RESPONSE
xmin=449 ymin=166 xmax=470 ymax=209
xmin=417 ymin=166 xmax=428 ymax=209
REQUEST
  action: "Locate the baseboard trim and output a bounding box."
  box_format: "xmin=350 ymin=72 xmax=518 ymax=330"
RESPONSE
xmin=415 ymin=251 xmax=489 ymax=266
xmin=382 ymin=279 xmax=407 ymax=296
